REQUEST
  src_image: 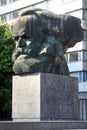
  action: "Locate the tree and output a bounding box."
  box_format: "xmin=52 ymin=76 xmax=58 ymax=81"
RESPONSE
xmin=0 ymin=23 xmax=14 ymax=120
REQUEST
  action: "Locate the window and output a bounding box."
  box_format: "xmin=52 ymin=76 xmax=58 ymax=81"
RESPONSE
xmin=12 ymin=10 xmax=19 ymax=19
xmin=33 ymin=0 xmax=67 ymax=9
xmin=84 ymin=51 xmax=87 ymax=60
xmin=66 ymin=51 xmax=87 ymax=63
xmin=70 ymin=72 xmax=79 ymax=81
xmin=1 ymin=14 xmax=7 ymax=21
xmin=1 ymin=0 xmax=6 ymax=6
xmin=70 ymin=72 xmax=79 ymax=78
xmin=80 ymin=99 xmax=87 ymax=120
xmin=79 ymin=71 xmax=87 ymax=82
xmin=78 ymin=51 xmax=86 ymax=61
xmin=66 ymin=52 xmax=78 ymax=62
xmin=83 ymin=10 xmax=87 ymax=20
xmin=84 ymin=72 xmax=87 ymax=81
xmin=78 ymin=51 xmax=83 ymax=61
xmin=83 ymin=30 xmax=87 ymax=41
xmin=70 ymin=52 xmax=78 ymax=62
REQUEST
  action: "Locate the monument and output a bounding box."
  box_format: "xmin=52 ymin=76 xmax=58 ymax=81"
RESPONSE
xmin=10 ymin=8 xmax=87 ymax=129
xmin=12 ymin=8 xmax=82 ymax=75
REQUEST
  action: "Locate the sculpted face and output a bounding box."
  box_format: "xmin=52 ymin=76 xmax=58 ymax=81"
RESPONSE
xmin=12 ymin=8 xmax=82 ymax=75
xmin=12 ymin=15 xmax=45 ymax=61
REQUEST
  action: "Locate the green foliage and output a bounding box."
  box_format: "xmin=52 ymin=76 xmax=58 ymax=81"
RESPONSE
xmin=0 ymin=22 xmax=14 ymax=115
xmin=0 ymin=88 xmax=11 ymax=111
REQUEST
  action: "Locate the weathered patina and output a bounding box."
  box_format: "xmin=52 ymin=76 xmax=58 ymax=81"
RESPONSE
xmin=12 ymin=8 xmax=82 ymax=75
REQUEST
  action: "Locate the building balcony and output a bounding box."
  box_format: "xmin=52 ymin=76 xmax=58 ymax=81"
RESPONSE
xmin=79 ymin=82 xmax=87 ymax=92
xmin=79 ymin=82 xmax=87 ymax=99
xmin=68 ymin=61 xmax=87 ymax=72
xmin=67 ymin=41 xmax=87 ymax=52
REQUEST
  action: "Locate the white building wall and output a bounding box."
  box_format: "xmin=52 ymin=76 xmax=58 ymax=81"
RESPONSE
xmin=0 ymin=0 xmax=45 ymax=15
xmin=67 ymin=41 xmax=87 ymax=52
xmin=79 ymin=82 xmax=87 ymax=92
xmin=50 ymin=0 xmax=82 ymax=14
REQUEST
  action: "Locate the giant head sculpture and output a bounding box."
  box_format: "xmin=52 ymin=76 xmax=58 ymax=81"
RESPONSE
xmin=12 ymin=8 xmax=83 ymax=75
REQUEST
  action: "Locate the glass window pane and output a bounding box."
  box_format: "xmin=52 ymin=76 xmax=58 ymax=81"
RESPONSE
xmin=84 ymin=72 xmax=87 ymax=81
xmin=70 ymin=72 xmax=78 ymax=78
xmin=83 ymin=10 xmax=87 ymax=20
xmin=84 ymin=51 xmax=87 ymax=60
xmin=79 ymin=71 xmax=87 ymax=82
xmin=83 ymin=30 xmax=87 ymax=41
xmin=1 ymin=0 xmax=6 ymax=6
xmin=78 ymin=51 xmax=84 ymax=61
xmin=69 ymin=52 xmax=78 ymax=62
xmin=79 ymin=72 xmax=83 ymax=82
xmin=1 ymin=14 xmax=7 ymax=21
xmin=12 ymin=10 xmax=19 ymax=19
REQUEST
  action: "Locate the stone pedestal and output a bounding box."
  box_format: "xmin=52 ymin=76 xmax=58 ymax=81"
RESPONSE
xmin=12 ymin=73 xmax=79 ymax=121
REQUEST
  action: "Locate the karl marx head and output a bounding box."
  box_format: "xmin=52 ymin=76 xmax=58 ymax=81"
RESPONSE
xmin=12 ymin=8 xmax=82 ymax=75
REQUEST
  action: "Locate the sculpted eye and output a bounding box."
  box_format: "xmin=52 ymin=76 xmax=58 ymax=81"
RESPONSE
xmin=21 ymin=34 xmax=32 ymax=39
xmin=21 ymin=34 xmax=27 ymax=39
xmin=13 ymin=36 xmax=19 ymax=41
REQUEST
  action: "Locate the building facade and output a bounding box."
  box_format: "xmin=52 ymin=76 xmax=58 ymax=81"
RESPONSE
xmin=0 ymin=0 xmax=87 ymax=120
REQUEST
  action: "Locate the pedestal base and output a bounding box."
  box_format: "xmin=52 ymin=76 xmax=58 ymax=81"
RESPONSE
xmin=0 ymin=121 xmax=87 ymax=130
xmin=12 ymin=73 xmax=79 ymax=121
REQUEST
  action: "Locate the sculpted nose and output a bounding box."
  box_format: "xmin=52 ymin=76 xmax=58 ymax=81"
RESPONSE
xmin=16 ymin=37 xmax=25 ymax=48
xmin=18 ymin=37 xmax=22 ymax=47
xmin=15 ymin=37 xmax=22 ymax=48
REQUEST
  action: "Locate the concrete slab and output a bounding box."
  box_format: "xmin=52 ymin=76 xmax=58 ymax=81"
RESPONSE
xmin=0 ymin=121 xmax=87 ymax=130
xmin=12 ymin=73 xmax=79 ymax=121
